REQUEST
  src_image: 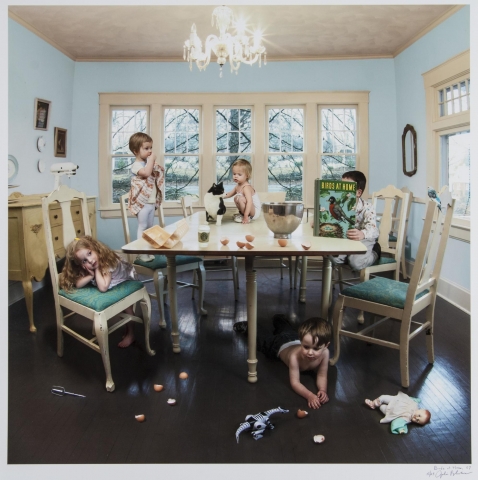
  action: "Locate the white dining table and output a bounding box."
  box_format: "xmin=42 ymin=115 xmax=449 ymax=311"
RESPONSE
xmin=122 ymin=212 xmax=366 ymax=383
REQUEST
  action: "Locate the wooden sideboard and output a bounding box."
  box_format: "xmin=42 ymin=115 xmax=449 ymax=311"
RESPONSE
xmin=8 ymin=192 xmax=97 ymax=332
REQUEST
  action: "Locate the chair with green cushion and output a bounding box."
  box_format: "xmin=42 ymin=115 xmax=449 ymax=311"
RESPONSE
xmin=120 ymin=194 xmax=206 ymax=328
xmin=353 ymin=185 xmax=411 ymax=322
xmin=329 ymin=189 xmax=455 ymax=388
xmin=42 ymin=185 xmax=155 ymax=392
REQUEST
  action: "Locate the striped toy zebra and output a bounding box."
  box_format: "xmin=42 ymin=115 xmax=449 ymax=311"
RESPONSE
xmin=235 ymin=407 xmax=289 ymax=443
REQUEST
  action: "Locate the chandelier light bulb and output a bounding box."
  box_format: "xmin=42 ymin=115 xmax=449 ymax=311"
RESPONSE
xmin=183 ymin=6 xmax=267 ymax=77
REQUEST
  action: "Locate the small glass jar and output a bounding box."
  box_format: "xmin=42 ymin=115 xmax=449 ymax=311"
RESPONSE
xmin=198 ymin=225 xmax=210 ymax=247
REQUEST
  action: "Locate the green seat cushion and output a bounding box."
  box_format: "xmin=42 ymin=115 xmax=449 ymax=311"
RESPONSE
xmin=59 ymin=280 xmax=144 ymax=312
xmin=134 ymin=254 xmax=202 ymax=269
xmin=372 ymin=256 xmax=397 ymax=266
xmin=341 ymin=276 xmax=429 ymax=309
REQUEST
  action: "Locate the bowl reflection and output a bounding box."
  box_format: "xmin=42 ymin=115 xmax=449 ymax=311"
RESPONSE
xmin=261 ymin=202 xmax=304 ymax=239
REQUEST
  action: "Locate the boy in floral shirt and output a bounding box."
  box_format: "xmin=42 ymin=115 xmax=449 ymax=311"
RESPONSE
xmin=330 ymin=170 xmax=380 ymax=270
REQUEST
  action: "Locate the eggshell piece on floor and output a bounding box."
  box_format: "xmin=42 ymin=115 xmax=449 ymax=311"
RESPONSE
xmin=179 ymin=372 xmax=188 ymax=379
xmin=135 ymin=414 xmax=145 ymax=422
xmin=167 ymin=398 xmax=177 ymax=405
xmin=153 ymin=384 xmax=164 ymax=392
xmin=297 ymin=409 xmax=308 ymax=418
xmin=313 ymin=435 xmax=325 ymax=443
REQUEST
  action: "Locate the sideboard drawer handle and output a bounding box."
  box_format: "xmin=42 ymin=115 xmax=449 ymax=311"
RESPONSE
xmin=55 ymin=236 xmax=59 ymax=241
xmin=77 ymin=230 xmax=81 ymax=234
xmin=54 ymin=215 xmax=58 ymax=219
xmin=76 ymin=211 xmax=80 ymax=214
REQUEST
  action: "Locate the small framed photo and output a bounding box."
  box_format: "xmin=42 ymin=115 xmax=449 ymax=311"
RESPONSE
xmin=34 ymin=98 xmax=51 ymax=130
xmin=54 ymin=127 xmax=67 ymax=158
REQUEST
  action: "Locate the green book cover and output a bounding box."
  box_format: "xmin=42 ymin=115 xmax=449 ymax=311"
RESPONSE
xmin=313 ymin=180 xmax=357 ymax=238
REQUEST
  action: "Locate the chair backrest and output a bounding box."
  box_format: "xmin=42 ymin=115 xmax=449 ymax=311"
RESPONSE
xmin=255 ymin=191 xmax=286 ymax=203
xmin=120 ymin=193 xmax=164 ymax=262
xmin=405 ymin=186 xmax=455 ymax=312
xmin=41 ymin=185 xmax=91 ymax=290
xmin=180 ymin=196 xmax=195 ymax=218
xmin=372 ymin=185 xmax=410 ymax=261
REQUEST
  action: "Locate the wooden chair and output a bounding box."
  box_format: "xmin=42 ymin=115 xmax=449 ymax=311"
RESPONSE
xmin=329 ymin=188 xmax=455 ymax=388
xmin=296 ymin=185 xmax=410 ymax=299
xmin=352 ymin=185 xmax=411 ymax=322
xmin=42 ymin=185 xmax=155 ymax=392
xmin=180 ymin=195 xmax=238 ymax=301
xmin=388 ymin=187 xmax=413 ymax=280
xmin=254 ymin=191 xmax=294 ymax=289
xmin=120 ymin=194 xmax=206 ymax=326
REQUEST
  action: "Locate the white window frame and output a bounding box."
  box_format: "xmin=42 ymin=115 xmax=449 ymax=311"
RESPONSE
xmin=163 ymin=105 xmax=201 ymax=201
xmin=98 ymin=92 xmax=369 ymax=218
xmin=214 ymin=105 xmax=254 ymax=186
xmin=266 ymin=105 xmax=305 ymax=200
xmin=318 ymin=105 xmax=360 ymax=182
xmin=423 ymin=50 xmax=470 ymax=242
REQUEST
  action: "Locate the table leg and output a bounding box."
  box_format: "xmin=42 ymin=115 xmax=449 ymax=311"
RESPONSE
xmin=245 ymin=256 xmax=258 ymax=383
xmin=22 ymin=280 xmax=37 ymax=332
xmin=321 ymin=256 xmax=333 ymax=321
xmin=166 ymin=256 xmax=181 ymax=353
xmin=299 ymin=256 xmax=307 ymax=303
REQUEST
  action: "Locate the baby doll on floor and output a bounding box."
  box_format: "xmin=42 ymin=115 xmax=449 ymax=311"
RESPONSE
xmin=365 ymin=391 xmax=431 ymax=434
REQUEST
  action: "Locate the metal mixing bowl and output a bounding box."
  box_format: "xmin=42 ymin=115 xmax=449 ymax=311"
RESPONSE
xmin=261 ymin=202 xmax=304 ymax=238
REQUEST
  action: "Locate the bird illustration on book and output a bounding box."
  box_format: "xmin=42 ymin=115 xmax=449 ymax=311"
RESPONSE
xmin=235 ymin=407 xmax=289 ymax=442
xmin=328 ymin=196 xmax=355 ymax=224
xmin=427 ymin=187 xmax=442 ymax=212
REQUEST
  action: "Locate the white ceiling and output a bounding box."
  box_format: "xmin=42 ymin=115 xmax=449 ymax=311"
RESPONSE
xmin=9 ymin=5 xmax=460 ymax=62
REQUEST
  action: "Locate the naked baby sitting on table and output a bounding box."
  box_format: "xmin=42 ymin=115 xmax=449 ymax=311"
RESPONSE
xmin=258 ymin=316 xmax=331 ymax=410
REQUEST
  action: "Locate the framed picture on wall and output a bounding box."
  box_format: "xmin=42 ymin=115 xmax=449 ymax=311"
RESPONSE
xmin=54 ymin=127 xmax=67 ymax=158
xmin=34 ymin=98 xmax=51 ymax=131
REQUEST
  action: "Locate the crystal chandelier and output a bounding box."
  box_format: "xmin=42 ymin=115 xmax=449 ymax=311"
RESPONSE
xmin=183 ymin=6 xmax=267 ymax=78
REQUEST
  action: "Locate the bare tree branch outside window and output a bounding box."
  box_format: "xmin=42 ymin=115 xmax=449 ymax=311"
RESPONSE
xmin=216 ymin=108 xmax=252 ymax=192
xmin=321 ymin=107 xmax=357 ymax=180
xmin=268 ymin=108 xmax=304 ymax=200
xmin=111 ymin=109 xmax=148 ymax=203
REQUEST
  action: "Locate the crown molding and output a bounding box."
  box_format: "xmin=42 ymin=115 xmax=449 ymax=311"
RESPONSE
xmin=10 ymin=5 xmax=466 ymax=64
xmin=393 ymin=5 xmax=465 ymax=57
xmin=9 ymin=10 xmax=76 ymax=61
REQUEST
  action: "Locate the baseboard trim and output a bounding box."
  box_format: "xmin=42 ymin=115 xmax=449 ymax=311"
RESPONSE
xmin=405 ymin=260 xmax=470 ymax=314
xmin=8 ymin=280 xmax=46 ymax=306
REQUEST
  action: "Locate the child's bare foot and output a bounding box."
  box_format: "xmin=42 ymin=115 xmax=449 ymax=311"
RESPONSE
xmin=365 ymin=398 xmax=381 ymax=409
xmin=118 ymin=325 xmax=135 ymax=348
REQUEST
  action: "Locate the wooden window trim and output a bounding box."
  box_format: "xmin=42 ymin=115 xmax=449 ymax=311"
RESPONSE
xmin=99 ymin=91 xmax=369 ymax=218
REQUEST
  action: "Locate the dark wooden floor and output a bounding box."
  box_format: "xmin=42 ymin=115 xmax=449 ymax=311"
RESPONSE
xmin=8 ymin=264 xmax=471 ymax=470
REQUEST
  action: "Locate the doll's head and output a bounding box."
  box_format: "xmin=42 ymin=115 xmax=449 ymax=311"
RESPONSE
xmin=411 ymin=409 xmax=431 ymax=426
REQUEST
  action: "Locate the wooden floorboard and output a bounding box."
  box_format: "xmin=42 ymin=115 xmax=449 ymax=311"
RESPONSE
xmin=7 ymin=267 xmax=471 ymax=468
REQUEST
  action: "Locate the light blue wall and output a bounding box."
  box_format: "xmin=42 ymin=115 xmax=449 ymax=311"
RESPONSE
xmin=8 ymin=6 xmax=470 ymax=295
xmin=394 ymin=6 xmax=470 ymax=290
xmin=8 ymin=19 xmax=75 ymax=194
xmin=71 ymin=58 xmax=397 ymax=247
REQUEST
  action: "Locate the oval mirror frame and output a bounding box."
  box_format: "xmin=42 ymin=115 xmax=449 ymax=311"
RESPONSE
xmin=402 ymin=124 xmax=417 ymax=177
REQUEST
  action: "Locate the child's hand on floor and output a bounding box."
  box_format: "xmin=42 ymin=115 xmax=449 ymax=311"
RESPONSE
xmin=307 ymin=393 xmax=322 ymax=409
xmin=317 ymin=390 xmax=329 ymax=405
